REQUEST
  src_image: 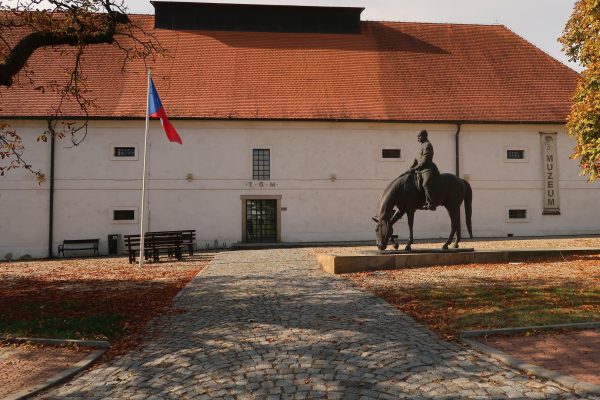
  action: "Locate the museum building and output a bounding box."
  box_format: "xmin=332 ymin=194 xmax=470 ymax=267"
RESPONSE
xmin=1 ymin=2 xmax=598 ymax=258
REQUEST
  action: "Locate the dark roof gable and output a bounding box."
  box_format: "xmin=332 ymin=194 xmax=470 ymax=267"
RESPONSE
xmin=152 ymin=1 xmax=364 ymax=34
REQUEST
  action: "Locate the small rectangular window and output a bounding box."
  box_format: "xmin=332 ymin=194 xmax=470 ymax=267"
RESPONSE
xmin=507 ymin=150 xmax=525 ymax=160
xmin=114 ymin=147 xmax=136 ymax=157
xmin=509 ymin=209 xmax=527 ymax=219
xmin=382 ymin=149 xmax=401 ymax=159
xmin=113 ymin=210 xmax=135 ymax=221
xmin=253 ymin=149 xmax=270 ymax=180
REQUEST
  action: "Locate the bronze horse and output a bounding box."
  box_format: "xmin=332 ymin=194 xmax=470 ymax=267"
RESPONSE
xmin=373 ymin=171 xmax=473 ymax=251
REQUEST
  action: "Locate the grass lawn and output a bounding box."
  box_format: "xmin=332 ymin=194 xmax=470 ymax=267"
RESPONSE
xmin=344 ymin=255 xmax=600 ymax=340
xmin=0 ymin=255 xmax=213 ymax=356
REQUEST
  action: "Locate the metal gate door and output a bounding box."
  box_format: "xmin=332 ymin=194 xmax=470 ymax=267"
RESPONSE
xmin=245 ymin=199 xmax=278 ymax=243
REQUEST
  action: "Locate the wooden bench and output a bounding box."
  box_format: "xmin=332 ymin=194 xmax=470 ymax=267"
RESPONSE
xmin=58 ymin=239 xmax=100 ymax=257
xmin=148 ymin=230 xmax=196 ymax=257
xmin=125 ymin=230 xmax=196 ymax=264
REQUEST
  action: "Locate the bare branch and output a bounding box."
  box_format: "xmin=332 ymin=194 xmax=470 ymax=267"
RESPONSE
xmin=0 ymin=0 xmax=163 ymax=177
xmin=0 ymin=121 xmax=43 ymax=182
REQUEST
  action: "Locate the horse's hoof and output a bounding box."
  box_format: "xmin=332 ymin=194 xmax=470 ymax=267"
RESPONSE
xmin=404 ymin=244 xmax=412 ymax=251
xmin=442 ymin=244 xmax=449 ymax=251
xmin=453 ymin=243 xmax=459 ymax=249
xmin=393 ymin=243 xmax=400 ymax=250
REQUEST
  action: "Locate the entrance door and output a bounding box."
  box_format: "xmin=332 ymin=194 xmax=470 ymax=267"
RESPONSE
xmin=245 ymin=199 xmax=278 ymax=243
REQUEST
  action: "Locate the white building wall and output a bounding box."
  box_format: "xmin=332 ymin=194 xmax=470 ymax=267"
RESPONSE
xmin=0 ymin=119 xmax=598 ymax=258
xmin=0 ymin=120 xmax=51 ymax=257
xmin=460 ymin=125 xmax=599 ymax=237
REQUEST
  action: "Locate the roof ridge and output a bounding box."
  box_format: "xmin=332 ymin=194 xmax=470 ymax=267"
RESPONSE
xmin=362 ymin=20 xmax=503 ymax=27
xmin=127 ymin=13 xmax=505 ymax=27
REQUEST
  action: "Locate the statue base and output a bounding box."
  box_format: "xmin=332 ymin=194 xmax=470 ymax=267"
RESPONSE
xmin=317 ymin=248 xmax=600 ymax=275
xmin=367 ymin=248 xmax=475 ymax=255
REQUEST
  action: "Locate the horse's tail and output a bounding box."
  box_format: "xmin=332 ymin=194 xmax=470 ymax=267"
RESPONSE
xmin=464 ymin=180 xmax=473 ymax=238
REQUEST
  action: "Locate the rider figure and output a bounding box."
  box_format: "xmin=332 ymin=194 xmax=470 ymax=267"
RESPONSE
xmin=410 ymin=129 xmax=438 ymax=211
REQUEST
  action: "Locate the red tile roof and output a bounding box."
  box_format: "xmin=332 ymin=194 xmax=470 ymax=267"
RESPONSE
xmin=0 ymin=15 xmax=579 ymax=123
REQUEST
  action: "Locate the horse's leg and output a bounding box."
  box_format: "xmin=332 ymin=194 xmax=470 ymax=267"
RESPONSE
xmin=443 ymin=206 xmax=458 ymax=250
xmin=405 ymin=210 xmax=415 ymax=251
xmin=453 ymin=207 xmax=461 ymax=249
xmin=390 ymin=210 xmax=404 ymax=250
xmin=390 ymin=235 xmax=400 ymax=250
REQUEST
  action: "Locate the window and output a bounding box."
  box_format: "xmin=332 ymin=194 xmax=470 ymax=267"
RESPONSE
xmin=114 ymin=147 xmax=136 ymax=158
xmin=506 ymin=150 xmax=525 ymax=160
xmin=506 ymin=207 xmax=530 ymax=223
xmin=504 ymin=147 xmax=528 ymax=163
xmin=382 ymin=149 xmax=401 ymax=159
xmin=111 ymin=144 xmax=138 ymax=160
xmin=110 ymin=207 xmax=137 ymax=223
xmin=253 ymin=149 xmax=270 ymax=180
xmin=113 ymin=210 xmax=135 ymax=221
xmin=508 ymin=209 xmax=527 ymax=219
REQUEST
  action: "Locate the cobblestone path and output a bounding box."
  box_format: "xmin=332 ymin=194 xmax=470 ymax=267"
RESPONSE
xmin=44 ymin=249 xmax=596 ymax=399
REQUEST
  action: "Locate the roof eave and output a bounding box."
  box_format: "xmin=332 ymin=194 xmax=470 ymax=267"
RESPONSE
xmin=0 ymin=115 xmax=568 ymax=125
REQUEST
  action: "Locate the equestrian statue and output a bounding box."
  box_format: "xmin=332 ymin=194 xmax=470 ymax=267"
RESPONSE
xmin=373 ymin=130 xmax=473 ymax=251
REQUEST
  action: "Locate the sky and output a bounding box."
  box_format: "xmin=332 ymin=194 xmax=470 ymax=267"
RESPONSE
xmin=127 ymin=0 xmax=581 ymax=71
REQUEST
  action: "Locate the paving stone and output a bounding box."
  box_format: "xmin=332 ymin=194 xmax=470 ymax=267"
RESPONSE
xmin=39 ymin=249 xmax=590 ymax=399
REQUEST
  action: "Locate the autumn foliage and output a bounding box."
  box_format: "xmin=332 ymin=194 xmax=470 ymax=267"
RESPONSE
xmin=345 ymin=255 xmax=600 ymax=340
xmin=560 ymin=0 xmax=600 ymax=181
xmin=0 ymin=256 xmax=211 ymax=357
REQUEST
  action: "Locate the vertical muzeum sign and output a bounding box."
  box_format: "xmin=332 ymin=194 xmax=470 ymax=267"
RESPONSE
xmin=540 ymin=132 xmax=560 ymax=215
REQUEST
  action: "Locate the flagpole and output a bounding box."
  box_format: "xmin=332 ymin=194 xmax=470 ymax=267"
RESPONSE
xmin=139 ymin=68 xmax=152 ymax=267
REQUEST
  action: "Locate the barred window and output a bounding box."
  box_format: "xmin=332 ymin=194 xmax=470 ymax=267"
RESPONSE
xmin=253 ymin=149 xmax=270 ymax=180
xmin=113 ymin=210 xmax=135 ymax=221
xmin=508 ymin=209 xmax=527 ymax=219
xmin=506 ymin=150 xmax=525 ymax=160
xmin=114 ymin=147 xmax=136 ymax=157
xmin=382 ymin=149 xmax=401 ymax=159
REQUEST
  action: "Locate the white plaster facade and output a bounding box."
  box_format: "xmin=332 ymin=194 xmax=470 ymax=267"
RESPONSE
xmin=1 ymin=119 xmax=598 ymax=258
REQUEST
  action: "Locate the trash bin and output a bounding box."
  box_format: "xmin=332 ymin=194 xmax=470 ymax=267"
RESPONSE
xmin=108 ymin=234 xmax=121 ymax=255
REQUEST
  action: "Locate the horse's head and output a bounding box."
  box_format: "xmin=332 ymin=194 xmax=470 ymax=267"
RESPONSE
xmin=372 ymin=216 xmax=393 ymax=250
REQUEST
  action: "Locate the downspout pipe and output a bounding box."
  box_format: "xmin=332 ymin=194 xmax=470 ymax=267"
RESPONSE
xmin=455 ymin=123 xmax=461 ymax=177
xmin=48 ymin=121 xmax=55 ymax=259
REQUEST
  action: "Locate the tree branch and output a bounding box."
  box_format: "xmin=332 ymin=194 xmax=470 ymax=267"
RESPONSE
xmin=0 ymin=2 xmax=130 ymax=87
xmin=0 ymin=1 xmax=163 ymax=178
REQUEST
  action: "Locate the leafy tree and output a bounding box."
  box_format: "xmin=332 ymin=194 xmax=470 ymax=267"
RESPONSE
xmin=559 ymin=0 xmax=600 ymax=181
xmin=0 ymin=0 xmax=161 ymax=179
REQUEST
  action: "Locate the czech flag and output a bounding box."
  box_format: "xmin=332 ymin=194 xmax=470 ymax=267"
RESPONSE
xmin=149 ymin=78 xmax=182 ymax=144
